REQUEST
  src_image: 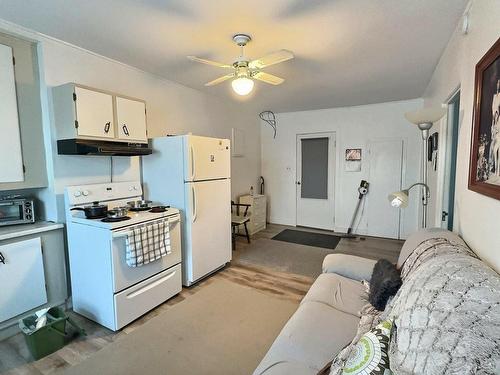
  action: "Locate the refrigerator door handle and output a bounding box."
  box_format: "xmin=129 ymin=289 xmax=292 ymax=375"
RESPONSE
xmin=192 ymin=185 xmax=197 ymax=222
xmin=190 ymin=146 xmax=196 ymax=180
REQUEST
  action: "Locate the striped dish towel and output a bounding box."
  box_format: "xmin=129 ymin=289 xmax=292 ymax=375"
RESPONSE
xmin=125 ymin=220 xmax=171 ymax=267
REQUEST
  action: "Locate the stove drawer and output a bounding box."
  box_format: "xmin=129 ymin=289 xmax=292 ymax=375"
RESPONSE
xmin=111 ymin=215 xmax=181 ymax=292
xmin=114 ymin=263 xmax=181 ymax=330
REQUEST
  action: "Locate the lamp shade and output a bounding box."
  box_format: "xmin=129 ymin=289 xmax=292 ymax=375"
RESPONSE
xmin=404 ymin=107 xmax=446 ymax=125
xmin=231 ymin=77 xmax=254 ymax=96
xmin=388 ymin=190 xmax=409 ymax=208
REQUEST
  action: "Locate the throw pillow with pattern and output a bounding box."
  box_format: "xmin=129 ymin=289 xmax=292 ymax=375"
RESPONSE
xmin=341 ymin=320 xmax=393 ymax=375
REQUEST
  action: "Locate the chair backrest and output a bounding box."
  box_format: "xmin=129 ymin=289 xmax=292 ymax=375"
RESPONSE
xmin=231 ymin=201 xmax=250 ymax=216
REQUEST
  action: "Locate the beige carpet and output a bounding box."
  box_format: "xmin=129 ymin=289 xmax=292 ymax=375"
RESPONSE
xmin=59 ymin=279 xmax=298 ymax=375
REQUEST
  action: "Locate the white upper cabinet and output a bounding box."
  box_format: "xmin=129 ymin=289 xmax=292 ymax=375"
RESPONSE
xmin=74 ymin=86 xmax=115 ymax=139
xmin=53 ymin=83 xmax=148 ymax=144
xmin=0 ymin=43 xmax=24 ymax=183
xmin=115 ymin=96 xmax=147 ymax=142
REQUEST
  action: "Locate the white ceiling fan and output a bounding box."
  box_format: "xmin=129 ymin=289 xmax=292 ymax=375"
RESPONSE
xmin=188 ymin=34 xmax=294 ymax=96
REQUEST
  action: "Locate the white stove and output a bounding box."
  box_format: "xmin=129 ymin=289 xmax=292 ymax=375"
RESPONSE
xmin=64 ymin=181 xmax=182 ymax=331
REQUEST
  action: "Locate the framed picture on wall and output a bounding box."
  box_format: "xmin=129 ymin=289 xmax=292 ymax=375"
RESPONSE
xmin=469 ymin=37 xmax=500 ymax=200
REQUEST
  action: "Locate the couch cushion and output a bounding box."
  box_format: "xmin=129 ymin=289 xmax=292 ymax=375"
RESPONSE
xmin=397 ymin=228 xmax=467 ymax=268
xmin=322 ymin=254 xmax=377 ymax=281
xmin=253 ymin=301 xmax=360 ymax=375
xmin=301 ymin=273 xmax=368 ymax=317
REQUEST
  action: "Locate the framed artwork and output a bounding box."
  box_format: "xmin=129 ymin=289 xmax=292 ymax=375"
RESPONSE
xmin=345 ymin=148 xmax=362 ymax=172
xmin=469 ymin=37 xmax=500 ymax=200
xmin=345 ymin=148 xmax=362 ymax=161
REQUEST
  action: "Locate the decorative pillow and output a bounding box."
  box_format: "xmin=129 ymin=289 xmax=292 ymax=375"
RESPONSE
xmin=341 ymin=320 xmax=393 ymax=375
xmin=326 ymin=304 xmax=383 ymax=375
xmin=368 ymin=260 xmax=401 ymax=311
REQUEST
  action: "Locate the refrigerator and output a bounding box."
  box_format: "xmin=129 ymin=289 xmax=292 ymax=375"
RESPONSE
xmin=142 ymin=135 xmax=231 ymax=286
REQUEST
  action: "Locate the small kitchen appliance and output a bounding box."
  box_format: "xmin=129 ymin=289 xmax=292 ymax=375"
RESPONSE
xmin=64 ymin=181 xmax=182 ymax=331
xmin=0 ymin=197 xmax=35 ymax=226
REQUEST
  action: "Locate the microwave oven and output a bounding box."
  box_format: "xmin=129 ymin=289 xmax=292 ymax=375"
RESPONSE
xmin=0 ymin=198 xmax=35 ymax=226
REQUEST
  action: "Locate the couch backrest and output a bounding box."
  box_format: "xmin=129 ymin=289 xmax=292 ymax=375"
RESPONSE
xmin=387 ymin=235 xmax=500 ymax=374
xmin=397 ymin=228 xmax=467 ymax=268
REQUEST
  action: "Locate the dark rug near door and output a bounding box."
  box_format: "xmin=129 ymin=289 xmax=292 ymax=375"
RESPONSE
xmin=272 ymin=229 xmax=341 ymax=249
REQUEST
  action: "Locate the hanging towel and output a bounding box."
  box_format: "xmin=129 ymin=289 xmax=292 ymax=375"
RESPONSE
xmin=125 ymin=219 xmax=171 ymax=267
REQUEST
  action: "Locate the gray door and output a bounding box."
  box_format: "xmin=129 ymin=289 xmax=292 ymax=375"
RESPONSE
xmin=296 ymin=133 xmax=336 ymax=230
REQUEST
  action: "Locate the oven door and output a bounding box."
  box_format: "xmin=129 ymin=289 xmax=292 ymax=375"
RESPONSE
xmin=0 ymin=201 xmax=24 ymax=226
xmin=111 ymin=214 xmax=181 ymax=292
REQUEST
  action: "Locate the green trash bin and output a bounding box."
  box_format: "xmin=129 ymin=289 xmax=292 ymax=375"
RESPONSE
xmin=19 ymin=307 xmax=86 ymax=360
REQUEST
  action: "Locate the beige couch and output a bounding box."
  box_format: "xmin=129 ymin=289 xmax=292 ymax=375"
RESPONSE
xmin=253 ymin=228 xmax=497 ymax=375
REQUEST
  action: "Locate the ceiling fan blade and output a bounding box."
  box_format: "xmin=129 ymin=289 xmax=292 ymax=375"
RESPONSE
xmin=249 ymin=50 xmax=294 ymax=69
xmin=205 ymin=73 xmax=235 ymax=86
xmin=187 ymin=56 xmax=232 ymax=68
xmin=253 ymin=72 xmax=285 ymax=85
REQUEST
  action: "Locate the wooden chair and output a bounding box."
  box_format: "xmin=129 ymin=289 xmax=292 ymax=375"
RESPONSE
xmin=231 ymin=201 xmax=251 ymax=250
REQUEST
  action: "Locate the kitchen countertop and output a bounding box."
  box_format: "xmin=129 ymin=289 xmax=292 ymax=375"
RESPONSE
xmin=0 ymin=221 xmax=64 ymax=241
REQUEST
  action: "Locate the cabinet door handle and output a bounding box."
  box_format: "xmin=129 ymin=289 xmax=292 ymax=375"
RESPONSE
xmin=122 ymin=124 xmax=130 ymax=136
xmin=0 ymin=252 xmax=5 ymax=264
xmin=104 ymin=122 xmax=111 ymax=133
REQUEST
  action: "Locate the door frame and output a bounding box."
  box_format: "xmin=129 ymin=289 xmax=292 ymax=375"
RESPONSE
xmin=434 ymin=87 xmax=461 ymax=229
xmin=295 ymin=132 xmax=336 ymax=230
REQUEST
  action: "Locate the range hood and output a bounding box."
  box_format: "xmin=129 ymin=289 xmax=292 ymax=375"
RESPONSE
xmin=57 ymin=139 xmax=152 ymax=156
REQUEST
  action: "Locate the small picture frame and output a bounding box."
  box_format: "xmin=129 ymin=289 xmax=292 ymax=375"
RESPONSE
xmin=345 ymin=148 xmax=362 ymax=161
xmin=345 ymin=148 xmax=362 ymax=172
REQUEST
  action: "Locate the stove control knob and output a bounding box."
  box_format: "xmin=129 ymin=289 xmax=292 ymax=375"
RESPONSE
xmin=129 ymin=186 xmax=133 ymax=191
xmin=82 ymin=190 xmax=89 ymax=196
xmin=133 ymin=185 xmax=138 ymax=191
xmin=74 ymin=191 xmax=82 ymax=197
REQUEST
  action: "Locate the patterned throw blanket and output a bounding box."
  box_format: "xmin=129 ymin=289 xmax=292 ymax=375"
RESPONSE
xmin=382 ymin=238 xmax=500 ymax=374
xmin=125 ymin=220 xmax=171 ymax=267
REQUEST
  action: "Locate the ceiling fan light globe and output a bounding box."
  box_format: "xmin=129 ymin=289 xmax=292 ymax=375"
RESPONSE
xmin=232 ymin=77 xmax=254 ymax=96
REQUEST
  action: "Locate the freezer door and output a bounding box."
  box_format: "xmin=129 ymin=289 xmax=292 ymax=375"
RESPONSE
xmin=184 ymin=179 xmax=231 ymax=284
xmin=185 ymin=136 xmax=230 ymax=181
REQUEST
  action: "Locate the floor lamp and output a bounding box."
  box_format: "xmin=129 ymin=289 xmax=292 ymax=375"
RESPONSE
xmin=401 ymin=107 xmax=446 ymax=228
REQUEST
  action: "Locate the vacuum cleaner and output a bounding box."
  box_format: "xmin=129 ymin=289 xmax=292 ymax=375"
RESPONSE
xmin=346 ymin=180 xmax=369 ymax=237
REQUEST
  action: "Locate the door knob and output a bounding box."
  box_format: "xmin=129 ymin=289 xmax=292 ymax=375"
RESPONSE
xmin=296 ymin=181 xmax=301 ymax=185
xmin=441 ymin=211 xmax=449 ymax=221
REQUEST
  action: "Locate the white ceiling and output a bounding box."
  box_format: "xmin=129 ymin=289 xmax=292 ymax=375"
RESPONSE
xmin=0 ymin=0 xmax=468 ymax=112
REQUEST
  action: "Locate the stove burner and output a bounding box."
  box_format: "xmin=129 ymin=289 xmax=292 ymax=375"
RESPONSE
xmin=129 ymin=207 xmax=151 ymax=212
xmin=149 ymin=206 xmax=170 ymax=213
xmin=101 ymin=216 xmax=132 ymax=223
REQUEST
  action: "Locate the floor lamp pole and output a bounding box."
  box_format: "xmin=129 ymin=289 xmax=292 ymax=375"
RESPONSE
xmin=419 ymin=123 xmax=432 ymax=228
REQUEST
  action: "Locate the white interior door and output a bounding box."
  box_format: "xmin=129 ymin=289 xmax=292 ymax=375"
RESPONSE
xmin=185 ymin=179 xmax=231 ymax=283
xmin=296 ymin=133 xmax=336 ymax=230
xmin=74 ymin=86 xmax=114 ymax=139
xmin=0 ymin=237 xmax=47 ymax=322
xmin=115 ymin=96 xmax=147 ymax=142
xmin=185 ymin=136 xmax=231 ymax=182
xmin=366 ymin=139 xmax=403 ymax=239
xmin=0 ymin=43 xmax=24 ymax=183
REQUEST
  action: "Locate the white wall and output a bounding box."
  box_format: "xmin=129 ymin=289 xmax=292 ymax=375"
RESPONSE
xmin=0 ymin=20 xmax=261 ymax=222
xmin=423 ymin=0 xmax=500 ymax=272
xmin=261 ymin=99 xmax=423 ymax=239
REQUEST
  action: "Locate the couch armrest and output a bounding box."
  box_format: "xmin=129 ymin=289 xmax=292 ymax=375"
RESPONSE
xmin=322 ymin=254 xmax=377 ymax=281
